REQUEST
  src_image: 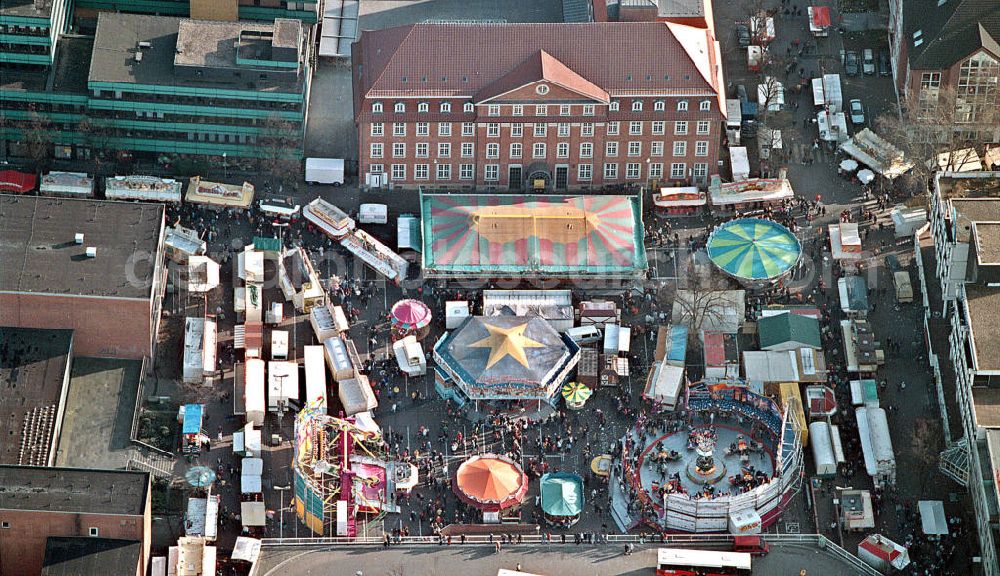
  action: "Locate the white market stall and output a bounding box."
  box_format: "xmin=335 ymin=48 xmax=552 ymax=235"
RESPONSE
xmin=303 ymin=197 xmax=356 ymax=239
xmin=244 ymin=359 xmax=266 ymax=427
xmin=809 ymin=421 xmax=837 ymax=477
xmin=40 ymin=171 xmax=94 ymax=197
xmin=730 ymin=146 xmax=751 ymax=181
xmin=105 ymin=175 xmax=182 ymax=202
xmin=643 ymin=358 xmax=685 ymax=410
xmin=839 ymin=128 xmax=914 ymax=180
xmin=240 ymin=457 xmax=263 ymax=495
xmin=856 ymin=407 xmax=896 ymax=486
xmin=186 ymin=177 xmax=254 ymax=210
xmin=267 ymin=361 xmax=299 ymax=411
xmin=445 ymin=301 xmax=471 ymax=329
xmin=338 ymin=375 xmax=377 ymax=416
xmin=323 ymin=336 xmax=356 ymax=381
xmin=393 ymin=335 xmax=427 ymax=377
xmin=817 ymin=110 xmax=849 ymax=143
xmin=303 ymin=345 xmax=328 ymax=410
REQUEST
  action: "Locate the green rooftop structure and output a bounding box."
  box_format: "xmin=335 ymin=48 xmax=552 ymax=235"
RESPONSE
xmin=758 ymin=313 xmax=822 ymax=352
xmin=421 ymin=193 xmax=648 ymax=279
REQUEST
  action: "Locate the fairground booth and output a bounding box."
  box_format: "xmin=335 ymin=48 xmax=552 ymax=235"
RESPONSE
xmin=540 ymin=472 xmax=584 ymax=527
xmin=453 ymin=454 xmax=528 ymax=522
xmin=707 ymin=218 xmax=801 ymax=289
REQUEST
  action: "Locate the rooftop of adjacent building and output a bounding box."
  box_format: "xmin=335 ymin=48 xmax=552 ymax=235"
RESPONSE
xmin=963 ymin=284 xmax=1000 ymax=373
xmin=90 ymin=12 xmax=305 ymax=93
xmin=54 ymin=357 xmax=142 ymax=470
xmin=0 ymin=195 xmax=164 ymax=299
xmin=0 ymin=327 xmax=73 ymax=466
xmin=0 ymin=465 xmax=148 ymax=515
xmin=973 ymin=388 xmax=1000 ymax=427
xmin=0 ymin=0 xmax=58 ymax=19
xmin=972 ymin=222 xmax=1000 ymax=265
xmin=42 ymin=537 xmax=142 ymax=576
xmin=0 ymin=36 xmax=93 ymax=93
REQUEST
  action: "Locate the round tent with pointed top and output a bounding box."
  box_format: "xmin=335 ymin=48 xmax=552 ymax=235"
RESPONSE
xmin=706 ymin=218 xmax=801 ymax=285
xmin=540 ymin=472 xmax=584 ymax=526
xmin=390 ymin=298 xmax=432 ymax=340
xmin=453 ymin=454 xmax=528 ymax=511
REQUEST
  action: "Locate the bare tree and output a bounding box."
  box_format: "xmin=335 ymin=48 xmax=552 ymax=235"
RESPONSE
xmin=670 ymin=262 xmax=740 ymax=374
xmin=24 ymin=108 xmax=53 ymax=169
xmin=77 ymin=115 xmax=116 ymax=176
xmin=910 ymin=418 xmax=943 ymax=492
xmin=258 ymin=113 xmax=302 ymax=178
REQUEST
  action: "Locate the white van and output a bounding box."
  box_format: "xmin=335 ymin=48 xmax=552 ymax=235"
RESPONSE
xmin=359 ymin=203 xmax=388 ymax=225
xmin=893 ymin=271 xmax=913 ymax=304
xmin=567 ymin=325 xmax=602 ymax=345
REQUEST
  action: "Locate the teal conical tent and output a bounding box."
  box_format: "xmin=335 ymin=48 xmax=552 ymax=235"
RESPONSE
xmin=706 ymin=218 xmax=801 ymax=282
xmin=540 ymin=473 xmax=584 ymax=519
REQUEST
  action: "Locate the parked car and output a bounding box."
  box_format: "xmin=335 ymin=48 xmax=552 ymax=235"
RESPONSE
xmin=862 ymin=48 xmax=875 ymax=75
xmin=737 ymin=24 xmax=751 ymax=47
xmin=845 ymin=50 xmax=860 ymax=76
xmin=878 ymin=49 xmax=891 ymax=76
xmin=849 ymin=99 xmax=866 ymax=125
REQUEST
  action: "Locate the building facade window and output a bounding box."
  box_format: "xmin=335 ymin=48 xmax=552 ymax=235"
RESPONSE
xmin=511 ymin=123 xmax=523 ymax=137
xmin=460 ymin=164 xmax=474 ymax=180
xmin=578 ymin=164 xmax=592 ymax=180
xmin=583 ymin=104 xmax=595 ymax=116
xmin=580 ymin=143 xmax=593 ymax=158
xmin=462 ymin=122 xmax=474 ymax=136
xmin=415 ymin=164 xmax=429 ymax=179
xmin=557 ymin=142 xmax=569 ymax=158
xmin=582 ymin=123 xmax=594 ymax=137
xmin=464 ymin=102 xmax=474 ymax=113
xmin=955 ymin=53 xmax=999 ymax=123
xmin=392 ymin=142 xmax=405 ymax=157
xmin=487 ymin=123 xmax=500 ymax=137
xmin=371 ymin=122 xmax=384 ymax=136
xmin=693 ymin=163 xmax=709 ymax=178
xmin=418 ymin=102 xmax=429 ymax=113
xmin=557 ymin=123 xmax=570 ymax=137
xmin=391 ymin=164 xmax=406 ymax=180
xmin=535 ymin=104 xmax=548 ymax=115
xmin=416 ymin=122 xmax=429 ymax=136
xmin=560 ymin=104 xmax=571 ymax=116
xmin=629 ymin=121 xmax=642 ymax=135
xmin=436 ymin=163 xmax=451 ymax=180
xmin=919 ymin=72 xmax=942 ymax=119
xmin=674 ymin=121 xmax=688 ymax=135
xmin=652 ymin=121 xmax=665 ymax=135
xmin=438 ymin=142 xmax=451 ymax=157
xmin=488 ymin=104 xmax=500 ymax=116
xmin=415 ymin=143 xmax=429 ymax=158
xmin=486 ymin=143 xmax=499 ymax=158
xmin=533 ymin=143 xmax=546 ymax=158
xmin=484 ymin=164 xmax=499 ymax=181
xmin=512 ymin=104 xmax=523 ymax=116
xmin=673 ymin=141 xmax=687 ymax=156
xmin=606 ymin=141 xmax=618 ymax=156
xmin=394 ymin=102 xmax=405 ymax=113
xmin=610 ymin=101 xmax=619 ymax=111
xmin=393 ymin=122 xmax=406 ymax=136
xmin=654 ymin=100 xmax=665 ymax=111
xmin=370 ymin=143 xmax=383 ymax=158
xmin=695 ymin=141 xmax=709 ymax=156
xmin=649 ymin=163 xmax=663 ymax=178
xmin=696 ymin=120 xmax=711 ymax=135
xmin=441 ymin=102 xmax=451 ymax=113
xmin=651 ymin=141 xmax=664 ymax=156
xmin=626 ymin=163 xmax=641 ymax=179
xmin=461 ymin=142 xmax=474 ymax=157
xmin=438 ymin=122 xmax=451 ymax=136
xmin=604 ymin=163 xmax=618 ymax=179
xmin=607 ymin=121 xmax=620 ymax=136
xmin=372 ymin=102 xmax=383 ymax=114
xmin=510 ymin=143 xmax=522 ymax=158
xmin=670 ymin=162 xmax=686 ymax=178
xmin=677 ymin=100 xmax=688 ymax=111
xmin=369 ymin=164 xmax=384 ymax=174
xmin=628 ymin=141 xmax=641 ymax=156
xmin=533 ymin=123 xmax=547 ymax=137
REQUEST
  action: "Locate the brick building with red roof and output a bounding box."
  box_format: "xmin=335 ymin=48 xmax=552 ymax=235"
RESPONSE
xmin=352 ymin=22 xmax=725 ymax=192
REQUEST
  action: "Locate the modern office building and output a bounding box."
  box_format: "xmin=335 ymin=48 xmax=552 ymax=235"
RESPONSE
xmin=0 ymin=195 xmax=166 ymax=360
xmin=927 ymin=171 xmax=1000 ymax=575
xmin=0 ymin=0 xmax=71 ymax=66
xmin=0 ymin=465 xmax=151 ymax=576
xmin=0 ymin=12 xmax=310 ymax=161
xmin=74 ymin=0 xmax=320 ymax=23
xmin=352 ymin=22 xmax=725 ymax=191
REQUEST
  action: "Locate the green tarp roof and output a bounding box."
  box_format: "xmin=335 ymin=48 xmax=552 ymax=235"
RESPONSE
xmin=253 ymin=236 xmax=281 ymax=252
xmin=758 ymin=313 xmax=821 ymax=349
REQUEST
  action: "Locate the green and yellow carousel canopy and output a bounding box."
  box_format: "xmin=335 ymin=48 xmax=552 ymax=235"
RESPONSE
xmin=707 ymin=218 xmax=801 ymax=281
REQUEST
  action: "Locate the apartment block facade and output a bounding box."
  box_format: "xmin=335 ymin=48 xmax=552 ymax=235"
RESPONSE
xmin=352 ymin=22 xmax=725 ymax=192
xmin=0 ymin=0 xmax=70 ymax=66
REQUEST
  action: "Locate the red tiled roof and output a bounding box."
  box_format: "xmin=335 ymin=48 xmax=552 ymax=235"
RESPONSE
xmin=354 ymin=23 xmax=720 ymax=99
xmin=474 ymin=50 xmax=610 ymax=104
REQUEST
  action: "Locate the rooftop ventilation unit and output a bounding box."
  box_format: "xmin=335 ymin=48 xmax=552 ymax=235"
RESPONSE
xmin=138 ymin=41 xmax=152 ymax=49
xmin=74 ymin=233 xmax=84 ymax=245
xmin=135 ymin=52 xmax=143 ymax=62
xmin=85 ymin=247 xmax=97 ymax=258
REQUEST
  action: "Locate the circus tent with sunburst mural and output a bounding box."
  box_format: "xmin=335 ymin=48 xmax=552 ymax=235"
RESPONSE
xmin=432 ymin=315 xmax=580 ymax=410
xmin=420 ymin=193 xmax=647 ymax=279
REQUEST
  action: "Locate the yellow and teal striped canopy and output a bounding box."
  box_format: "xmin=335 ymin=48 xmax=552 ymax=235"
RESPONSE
xmin=561 ymin=382 xmax=592 ymax=404
xmin=707 ymin=218 xmax=801 ymax=281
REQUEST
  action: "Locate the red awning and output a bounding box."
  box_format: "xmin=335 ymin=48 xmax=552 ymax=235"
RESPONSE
xmin=0 ymin=170 xmax=37 ymax=193
xmin=811 ymin=6 xmax=831 ymax=27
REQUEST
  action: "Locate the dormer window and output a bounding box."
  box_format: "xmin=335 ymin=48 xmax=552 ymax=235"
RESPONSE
xmin=609 ymin=101 xmax=619 ymax=111
xmin=654 ymin=100 xmax=665 ymax=111
xmin=394 ymin=102 xmax=405 ymax=113
xmin=699 ymin=100 xmax=711 ymax=111
xmin=418 ymin=102 xmax=429 ymax=113
xmin=464 ymin=102 xmax=474 ymax=113
xmin=677 ymin=100 xmax=688 ymax=112
xmin=632 ymin=101 xmax=643 ymax=112
xmin=372 ymin=102 xmax=383 ymax=114
xmin=440 ymin=102 xmax=451 ymax=113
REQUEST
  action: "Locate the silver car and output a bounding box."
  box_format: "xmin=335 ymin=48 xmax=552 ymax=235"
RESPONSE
xmin=862 ymin=49 xmax=875 ymax=75
xmin=849 ymin=99 xmax=866 ymax=125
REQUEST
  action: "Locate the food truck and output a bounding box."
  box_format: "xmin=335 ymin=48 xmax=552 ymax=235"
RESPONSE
xmin=303 ymin=345 xmax=328 ymax=411
xmin=179 ymin=404 xmax=205 ymax=454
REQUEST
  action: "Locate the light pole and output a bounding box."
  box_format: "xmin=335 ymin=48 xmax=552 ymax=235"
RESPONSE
xmin=274 ymin=485 xmax=290 ymax=539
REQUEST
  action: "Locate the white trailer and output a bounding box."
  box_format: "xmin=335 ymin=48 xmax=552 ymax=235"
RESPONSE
xmin=359 ymin=203 xmax=388 ymax=224
xmin=822 ymin=74 xmax=843 ymax=113
xmin=323 ymin=336 xmax=355 ymax=381
xmin=857 ymin=407 xmax=896 ymax=486
xmin=182 ymin=317 xmax=207 ymax=384
xmin=305 ymin=158 xmax=345 ymax=185
xmin=245 ymin=283 xmax=263 ymax=323
xmin=338 ymin=375 xmax=377 ymax=416
xmin=809 ymin=421 xmax=837 ymax=477
xmin=244 ymin=359 xmax=266 ymax=426
xmin=267 ymin=361 xmax=299 ymax=411
xmin=303 ymin=345 xmax=327 ymax=411
xmin=271 ymin=330 xmax=288 ymax=360
xmin=725 ymin=99 xmax=742 ymax=145
xmin=310 ymin=303 xmax=340 ymax=342
xmin=757 ymin=77 xmax=785 ymax=111
xmin=730 ymin=146 xmax=751 ymax=181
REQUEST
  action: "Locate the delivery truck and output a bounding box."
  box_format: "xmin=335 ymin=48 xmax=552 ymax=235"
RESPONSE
xmin=305 ymin=158 xmax=345 ymax=186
